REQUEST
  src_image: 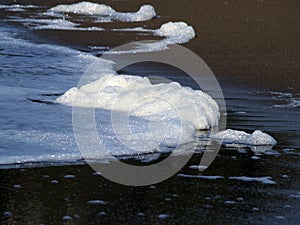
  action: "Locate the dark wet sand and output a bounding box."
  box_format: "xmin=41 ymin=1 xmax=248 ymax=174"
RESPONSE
xmin=0 ymin=151 xmax=299 ymax=225
xmin=4 ymin=0 xmax=299 ymax=91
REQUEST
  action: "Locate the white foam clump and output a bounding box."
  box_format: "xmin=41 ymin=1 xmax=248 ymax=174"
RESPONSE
xmin=112 ymin=21 xmax=196 ymax=44
xmin=49 ymin=2 xmax=156 ymax=22
xmin=106 ymin=22 xmax=196 ymax=54
xmin=56 ymin=73 xmax=219 ymax=130
xmin=211 ymin=129 xmax=277 ymax=146
xmin=55 ymin=58 xmax=219 ymax=148
xmin=154 ymin=21 xmax=196 ymax=44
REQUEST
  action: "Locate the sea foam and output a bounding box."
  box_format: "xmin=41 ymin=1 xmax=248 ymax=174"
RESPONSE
xmin=32 ymin=19 xmax=104 ymax=31
xmin=211 ymin=129 xmax=277 ymax=146
xmin=105 ymin=21 xmax=196 ymax=54
xmin=154 ymin=21 xmax=196 ymax=44
xmin=49 ymin=2 xmax=156 ymax=22
xmin=0 ymin=11 xmax=279 ymax=167
xmin=56 ymin=59 xmax=219 ymax=131
xmin=56 ymin=55 xmax=277 ymax=149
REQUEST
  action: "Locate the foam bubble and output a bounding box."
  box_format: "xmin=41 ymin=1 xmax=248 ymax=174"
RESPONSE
xmin=155 ymin=21 xmax=196 ymax=44
xmin=49 ymin=2 xmax=156 ymax=22
xmin=104 ymin=22 xmax=196 ymax=54
xmin=55 ymin=55 xmax=219 ymax=150
xmin=56 ymin=60 xmax=219 ymax=130
xmin=211 ymin=129 xmax=277 ymax=146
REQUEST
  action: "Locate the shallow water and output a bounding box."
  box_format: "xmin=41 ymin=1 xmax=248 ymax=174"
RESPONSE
xmin=0 ymin=0 xmax=299 ymax=224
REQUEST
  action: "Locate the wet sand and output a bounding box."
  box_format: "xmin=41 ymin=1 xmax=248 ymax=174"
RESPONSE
xmin=0 ymin=151 xmax=299 ymax=224
xmin=4 ymin=0 xmax=299 ymax=91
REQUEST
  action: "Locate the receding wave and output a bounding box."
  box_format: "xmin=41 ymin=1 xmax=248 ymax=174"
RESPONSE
xmin=0 ymin=4 xmax=278 ymax=167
